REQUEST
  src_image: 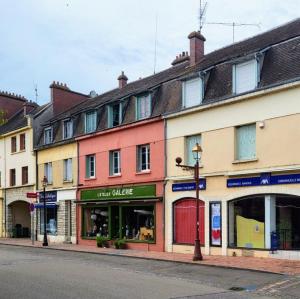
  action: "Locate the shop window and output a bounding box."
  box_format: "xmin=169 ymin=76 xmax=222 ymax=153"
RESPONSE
xmin=137 ymin=144 xmax=150 ymax=172
xmin=236 ymin=124 xmax=256 ymax=160
xmin=109 ymin=150 xmax=121 ymax=175
xmin=228 ymin=196 xmax=265 ymax=249
xmin=136 ymin=94 xmax=151 ymax=120
xmin=40 ymin=206 xmax=57 ymax=235
xmin=85 ymin=155 xmax=95 ymax=178
xmin=63 ymin=119 xmax=73 ymax=139
xmin=85 ymin=111 xmax=97 ymax=133
xmin=173 ymin=199 xmax=205 ymax=245
xmin=82 ymin=207 xmax=109 ymax=238
xmin=185 ymin=135 xmax=201 ymax=166
xmin=210 ymin=202 xmax=221 ymax=246
xmin=22 ymin=166 xmax=28 ymax=185
xmin=10 ymin=168 xmax=16 ymax=186
xmin=11 ymin=136 xmax=17 ymax=153
xmin=182 ymin=77 xmax=203 ymax=108
xmin=20 ymin=133 xmax=26 ymax=151
xmin=122 ymin=205 xmax=155 ymax=241
xmin=44 ymin=127 xmax=53 ymax=145
xmin=108 ymin=102 xmax=122 ymax=128
xmin=63 ymin=158 xmax=72 ymax=181
xmin=44 ymin=162 xmax=53 ymax=184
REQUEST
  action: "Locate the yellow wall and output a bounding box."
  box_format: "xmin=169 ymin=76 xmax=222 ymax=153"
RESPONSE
xmin=0 ymin=196 xmax=3 ymax=238
xmin=37 ymin=142 xmax=78 ymax=190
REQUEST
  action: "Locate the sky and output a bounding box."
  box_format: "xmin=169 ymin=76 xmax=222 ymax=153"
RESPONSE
xmin=0 ymin=0 xmax=299 ymax=104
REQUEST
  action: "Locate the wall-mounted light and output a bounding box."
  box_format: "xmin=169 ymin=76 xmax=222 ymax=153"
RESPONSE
xmin=258 ymin=121 xmax=265 ymax=129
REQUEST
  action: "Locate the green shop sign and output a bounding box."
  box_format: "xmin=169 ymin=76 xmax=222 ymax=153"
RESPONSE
xmin=81 ymin=184 xmax=156 ymax=201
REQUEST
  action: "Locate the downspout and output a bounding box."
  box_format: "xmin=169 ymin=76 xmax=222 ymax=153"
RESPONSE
xmin=35 ymin=149 xmax=38 ymax=241
xmin=3 ymin=136 xmax=7 ymax=237
xmin=163 ymin=118 xmax=167 ymax=252
xmin=76 ymin=140 xmax=79 ymax=244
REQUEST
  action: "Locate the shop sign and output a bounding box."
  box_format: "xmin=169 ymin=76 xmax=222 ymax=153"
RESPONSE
xmin=172 ymin=180 xmax=206 ymax=192
xmin=210 ymin=202 xmax=221 ymax=246
xmin=227 ymin=173 xmax=300 ymax=188
xmin=38 ymin=191 xmax=57 ymax=203
xmin=81 ymin=185 xmax=156 ymax=201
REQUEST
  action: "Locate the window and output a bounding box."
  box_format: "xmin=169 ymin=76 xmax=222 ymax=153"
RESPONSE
xmin=83 ymin=207 xmax=109 ymax=238
xmin=186 ymin=135 xmax=201 ymax=166
xmin=20 ymin=134 xmax=26 ymax=151
xmin=233 ymin=59 xmax=258 ymax=94
xmin=182 ymin=77 xmax=203 ymax=108
xmin=109 ymin=150 xmax=121 ymax=175
xmin=44 ymin=127 xmax=53 ymax=145
xmin=137 ymin=144 xmax=150 ymax=172
xmin=40 ymin=207 xmax=57 ymax=235
xmin=10 ymin=169 xmax=16 ymax=186
xmin=85 ymin=111 xmax=97 ymax=133
xmin=108 ymin=103 xmax=122 ymax=128
xmin=86 ymin=155 xmax=95 ymax=178
xmin=44 ymin=162 xmax=53 ymax=184
xmin=236 ymin=124 xmax=256 ymax=160
xmin=11 ymin=136 xmax=17 ymax=153
xmin=136 ymin=94 xmax=151 ymax=120
xmin=63 ymin=158 xmax=72 ymax=181
xmin=22 ymin=166 xmax=28 ymax=185
xmin=63 ymin=119 xmax=73 ymax=139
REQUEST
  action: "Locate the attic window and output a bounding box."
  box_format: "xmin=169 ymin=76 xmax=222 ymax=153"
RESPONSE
xmin=44 ymin=127 xmax=53 ymax=145
xmin=182 ymin=77 xmax=203 ymax=108
xmin=136 ymin=94 xmax=151 ymax=120
xmin=85 ymin=111 xmax=97 ymax=133
xmin=108 ymin=102 xmax=123 ymax=128
xmin=233 ymin=59 xmax=258 ymax=94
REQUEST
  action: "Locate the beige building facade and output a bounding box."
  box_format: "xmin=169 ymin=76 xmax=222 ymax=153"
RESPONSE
xmin=165 ymin=82 xmax=300 ymax=260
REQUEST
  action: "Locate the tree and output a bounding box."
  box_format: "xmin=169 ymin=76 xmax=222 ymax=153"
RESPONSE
xmin=0 ymin=109 xmax=7 ymax=125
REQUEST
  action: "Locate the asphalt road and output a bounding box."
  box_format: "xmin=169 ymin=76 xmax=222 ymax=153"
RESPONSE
xmin=0 ymin=245 xmax=298 ymax=299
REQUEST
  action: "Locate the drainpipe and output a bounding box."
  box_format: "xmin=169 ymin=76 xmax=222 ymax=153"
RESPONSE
xmin=163 ymin=118 xmax=167 ymax=252
xmin=76 ymin=140 xmax=80 ymax=245
xmin=4 ymin=136 xmax=7 ymax=237
xmin=35 ymin=150 xmax=38 ymax=241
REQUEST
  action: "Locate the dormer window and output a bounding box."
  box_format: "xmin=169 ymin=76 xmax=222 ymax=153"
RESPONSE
xmin=63 ymin=119 xmax=73 ymax=139
xmin=136 ymin=94 xmax=151 ymax=120
xmin=44 ymin=127 xmax=53 ymax=145
xmin=108 ymin=102 xmax=122 ymax=128
xmin=233 ymin=59 xmax=258 ymax=94
xmin=182 ymin=77 xmax=203 ymax=108
xmin=85 ymin=111 xmax=97 ymax=133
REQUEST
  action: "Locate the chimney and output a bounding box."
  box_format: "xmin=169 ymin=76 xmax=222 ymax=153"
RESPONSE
xmin=188 ymin=31 xmax=206 ymax=66
xmin=171 ymin=51 xmax=190 ymax=66
xmin=118 ymin=71 xmax=128 ymax=89
xmin=23 ymin=101 xmax=37 ymax=116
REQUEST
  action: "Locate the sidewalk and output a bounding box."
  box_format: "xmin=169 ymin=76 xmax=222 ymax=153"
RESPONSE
xmin=1 ymin=238 xmax=300 ymax=275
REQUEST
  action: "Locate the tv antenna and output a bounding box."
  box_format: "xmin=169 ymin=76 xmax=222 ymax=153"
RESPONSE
xmin=153 ymin=13 xmax=158 ymax=74
xmin=199 ymin=0 xmax=208 ymax=33
xmin=34 ymin=83 xmax=38 ymax=103
xmin=205 ymin=21 xmax=261 ymax=42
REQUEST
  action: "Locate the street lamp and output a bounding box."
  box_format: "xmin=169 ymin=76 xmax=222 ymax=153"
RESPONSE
xmin=42 ymin=176 xmax=48 ymax=246
xmin=175 ymin=142 xmax=203 ymax=261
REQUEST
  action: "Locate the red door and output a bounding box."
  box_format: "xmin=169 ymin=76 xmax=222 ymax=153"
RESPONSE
xmin=174 ymin=198 xmax=205 ymax=245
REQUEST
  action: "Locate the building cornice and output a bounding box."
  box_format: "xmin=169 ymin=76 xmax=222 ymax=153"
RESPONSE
xmin=0 ymin=125 xmax=31 ymax=138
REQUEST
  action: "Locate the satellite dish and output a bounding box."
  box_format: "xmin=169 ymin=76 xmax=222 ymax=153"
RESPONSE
xmin=89 ymin=90 xmax=98 ymax=98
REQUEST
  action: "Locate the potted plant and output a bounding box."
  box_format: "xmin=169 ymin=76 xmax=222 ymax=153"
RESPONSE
xmin=114 ymin=238 xmax=127 ymax=249
xmin=96 ymin=235 xmax=110 ymax=248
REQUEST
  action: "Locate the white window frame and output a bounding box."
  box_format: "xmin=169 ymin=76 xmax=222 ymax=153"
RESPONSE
xmin=137 ymin=144 xmax=150 ymax=172
xmin=85 ymin=111 xmax=97 ymax=133
xmin=63 ymin=158 xmax=73 ymax=182
xmin=44 ymin=162 xmax=53 ymax=184
xmin=235 ymin=124 xmax=256 ymax=161
xmin=44 ymin=127 xmax=53 ymax=145
xmin=182 ymin=77 xmax=203 ymax=108
xmin=136 ymin=94 xmax=151 ymax=120
xmin=63 ymin=119 xmax=73 ymax=139
xmin=86 ymin=155 xmax=96 ymax=178
xmin=185 ymin=135 xmax=202 ymax=166
xmin=232 ymin=59 xmax=259 ymax=94
xmin=108 ymin=102 xmax=123 ymax=128
xmin=110 ymin=150 xmax=121 ymax=175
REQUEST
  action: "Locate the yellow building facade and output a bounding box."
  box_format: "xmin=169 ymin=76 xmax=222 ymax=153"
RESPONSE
xmin=36 ymin=142 xmax=78 ymax=243
xmin=165 ymin=82 xmax=300 ymax=259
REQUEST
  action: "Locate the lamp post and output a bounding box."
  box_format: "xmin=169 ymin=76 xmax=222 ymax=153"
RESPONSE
xmin=175 ymin=142 xmax=203 ymax=261
xmin=42 ymin=176 xmax=48 ymax=247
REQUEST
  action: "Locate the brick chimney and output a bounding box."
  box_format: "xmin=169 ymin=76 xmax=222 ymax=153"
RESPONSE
xmin=188 ymin=31 xmax=206 ymax=66
xmin=23 ymin=101 xmax=37 ymax=116
xmin=171 ymin=51 xmax=190 ymax=66
xmin=118 ymin=71 xmax=128 ymax=89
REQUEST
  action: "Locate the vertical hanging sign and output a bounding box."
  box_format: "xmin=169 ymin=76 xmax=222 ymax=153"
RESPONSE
xmin=210 ymin=202 xmax=221 ymax=246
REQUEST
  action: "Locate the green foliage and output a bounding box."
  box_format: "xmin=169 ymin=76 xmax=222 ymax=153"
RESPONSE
xmin=0 ymin=110 xmax=7 ymax=125
xmin=114 ymin=238 xmax=127 ymax=249
xmin=96 ymin=235 xmax=110 ymax=248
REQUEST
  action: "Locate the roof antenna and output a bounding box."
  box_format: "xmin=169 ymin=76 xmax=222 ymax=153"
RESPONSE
xmin=153 ymin=12 xmax=158 ymax=74
xmin=199 ymin=0 xmax=208 ymax=33
xmin=34 ymin=83 xmax=38 ymax=104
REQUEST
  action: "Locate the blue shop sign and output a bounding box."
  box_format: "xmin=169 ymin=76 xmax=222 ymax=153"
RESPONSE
xmin=172 ymin=179 xmax=206 ymax=192
xmin=227 ymin=173 xmax=300 ymax=188
xmin=38 ymin=191 xmax=57 ymax=202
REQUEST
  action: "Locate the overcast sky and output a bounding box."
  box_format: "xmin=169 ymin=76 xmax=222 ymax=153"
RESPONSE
xmin=0 ymin=0 xmax=299 ymax=104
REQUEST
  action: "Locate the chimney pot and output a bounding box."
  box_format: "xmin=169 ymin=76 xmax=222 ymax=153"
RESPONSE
xmin=188 ymin=31 xmax=206 ymax=66
xmin=118 ymin=71 xmax=128 ymax=89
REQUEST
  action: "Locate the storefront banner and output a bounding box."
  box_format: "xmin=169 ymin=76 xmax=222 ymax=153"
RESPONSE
xmin=38 ymin=191 xmax=57 ymax=203
xmin=81 ymin=184 xmax=156 ymax=201
xmin=227 ymin=173 xmax=300 ymax=188
xmin=172 ymin=180 xmax=206 ymax=192
xmin=34 ymin=203 xmax=57 ymax=209
xmin=210 ymin=203 xmax=221 ymax=246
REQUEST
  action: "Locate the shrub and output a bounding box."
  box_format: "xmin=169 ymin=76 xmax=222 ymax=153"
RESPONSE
xmin=114 ymin=238 xmax=127 ymax=249
xmin=96 ymin=236 xmax=110 ymax=248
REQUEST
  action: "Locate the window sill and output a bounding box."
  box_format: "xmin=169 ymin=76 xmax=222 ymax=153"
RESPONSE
xmin=108 ymin=174 xmax=122 ymax=178
xmin=232 ymin=158 xmax=258 ymax=164
xmin=63 ymin=180 xmax=73 ymax=184
xmin=84 ymin=177 xmax=97 ymax=181
xmin=135 ymin=170 xmax=151 ymax=175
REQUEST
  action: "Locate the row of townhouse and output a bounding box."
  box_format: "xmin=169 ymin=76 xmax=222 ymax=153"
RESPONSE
xmin=1 ymin=19 xmax=300 ymax=259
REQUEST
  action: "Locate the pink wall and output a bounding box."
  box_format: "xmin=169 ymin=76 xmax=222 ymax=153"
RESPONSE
xmin=78 ymin=119 xmax=165 ymax=190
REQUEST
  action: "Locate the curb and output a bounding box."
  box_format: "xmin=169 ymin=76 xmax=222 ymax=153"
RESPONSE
xmin=0 ymin=242 xmax=285 ymax=276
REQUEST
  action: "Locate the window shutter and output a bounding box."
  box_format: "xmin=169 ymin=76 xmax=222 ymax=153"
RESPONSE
xmin=236 ymin=124 xmax=256 ymax=160
xmin=235 ymin=60 xmax=257 ymax=93
xmin=109 ymin=152 xmax=113 ymax=175
xmin=68 ymin=159 xmax=72 ymax=180
xmin=85 ymin=156 xmax=89 ymax=178
xmin=184 ymin=78 xmax=202 ymax=108
xmin=49 ymin=163 xmax=53 ymax=183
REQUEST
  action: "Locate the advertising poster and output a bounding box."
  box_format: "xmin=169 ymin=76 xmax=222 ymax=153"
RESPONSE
xmin=211 ymin=203 xmax=221 ymax=246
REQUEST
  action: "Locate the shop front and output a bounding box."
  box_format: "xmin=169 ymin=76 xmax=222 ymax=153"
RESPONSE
xmin=77 ymin=184 xmax=164 ymax=251
xmin=0 ymin=192 xmax=3 ymax=237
